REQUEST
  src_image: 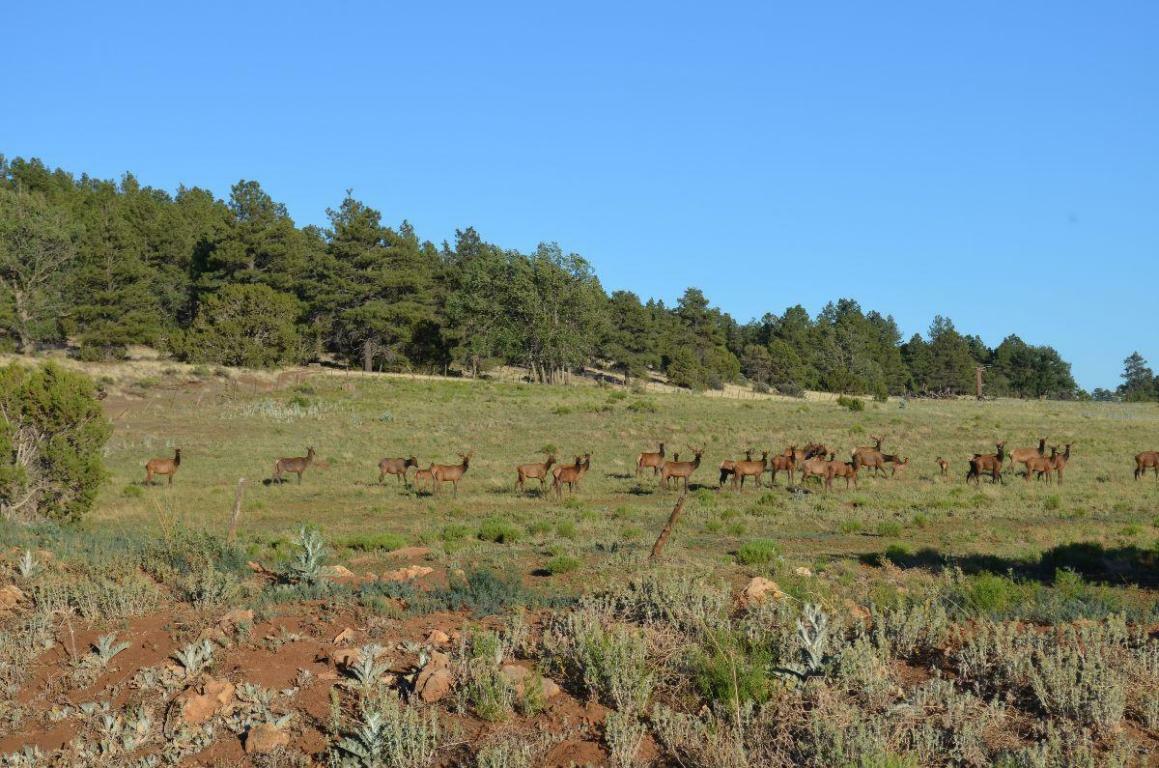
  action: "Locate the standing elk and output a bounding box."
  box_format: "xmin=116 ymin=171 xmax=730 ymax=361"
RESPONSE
xmin=1022 ymin=447 xmax=1054 ymax=483
xmin=637 ymin=443 xmax=665 ymax=477
xmin=731 ymin=451 xmax=769 ymax=490
xmin=798 ymin=453 xmax=832 ymax=487
xmin=552 ymin=453 xmax=591 ymax=499
xmin=516 ymin=454 xmax=556 ymax=495
xmin=883 ymin=455 xmax=909 ymax=477
xmin=851 ymin=448 xmax=888 ymax=478
xmin=145 ymin=448 xmax=181 ymax=486
xmin=936 ymin=457 xmax=949 ymax=476
xmin=413 ymin=464 xmax=435 ymax=492
xmin=1134 ymin=450 xmax=1159 ymax=480
xmin=432 ymin=452 xmax=473 ymax=496
xmin=966 ymin=442 xmax=1006 ymax=484
xmin=768 ymin=446 xmax=798 ymax=485
xmin=825 ymin=456 xmax=859 ymax=490
xmin=275 ymin=447 xmax=315 ymax=484
xmin=378 ymin=456 xmax=418 ymax=485
xmin=1049 ymin=444 xmax=1071 ymax=484
xmin=660 ymin=448 xmax=703 ymax=491
xmin=1009 ymin=438 xmax=1046 ymax=474
xmin=719 ymin=449 xmax=752 ymax=487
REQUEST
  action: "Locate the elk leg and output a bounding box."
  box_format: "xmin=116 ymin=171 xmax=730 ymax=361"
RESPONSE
xmin=168 ymin=474 xmax=174 ymax=486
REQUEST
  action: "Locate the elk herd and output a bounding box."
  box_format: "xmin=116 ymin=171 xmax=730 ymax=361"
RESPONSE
xmin=141 ymin=434 xmax=1159 ymax=495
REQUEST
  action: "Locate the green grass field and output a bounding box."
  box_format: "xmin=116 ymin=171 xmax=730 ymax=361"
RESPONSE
xmin=94 ymin=363 xmax=1159 ymax=594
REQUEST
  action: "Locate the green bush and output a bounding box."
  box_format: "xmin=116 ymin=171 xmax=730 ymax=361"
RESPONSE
xmin=836 ymin=395 xmax=865 ymax=412
xmin=478 ymin=518 xmax=521 ymax=544
xmin=0 ymin=363 xmax=111 ymax=523
xmin=544 ymin=555 xmax=580 ymax=575
xmin=736 ymin=538 xmax=780 ymax=567
xmin=340 ymin=532 xmax=407 ymax=552
xmin=173 ymin=283 xmax=304 ymax=368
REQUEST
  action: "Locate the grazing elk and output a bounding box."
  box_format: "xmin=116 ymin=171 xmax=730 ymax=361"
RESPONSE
xmin=145 ymin=448 xmax=181 ymax=486
xmin=660 ymin=448 xmax=703 ymax=491
xmin=552 ymin=453 xmax=591 ymax=499
xmin=768 ymin=446 xmax=798 ymax=485
xmin=432 ymin=452 xmax=472 ymax=496
xmin=719 ymin=449 xmax=753 ymax=487
xmin=378 ymin=456 xmax=418 ymax=485
xmin=1134 ymin=450 xmax=1159 ymax=480
xmin=516 ymin=454 xmax=556 ymax=495
xmin=936 ymin=457 xmax=949 ymax=476
xmin=1009 ymin=438 xmax=1046 ymax=473
xmin=883 ymin=455 xmax=909 ymax=477
xmin=637 ymin=443 xmax=666 ymax=477
xmin=966 ymin=442 xmax=1006 ymax=484
xmin=1049 ymin=444 xmax=1071 ymax=485
xmin=274 ymin=447 xmax=315 ymax=484
xmin=825 ymin=456 xmax=859 ymax=490
xmin=731 ymin=451 xmax=769 ymax=490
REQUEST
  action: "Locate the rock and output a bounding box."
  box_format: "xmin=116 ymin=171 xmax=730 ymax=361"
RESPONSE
xmin=247 ymin=561 xmax=273 ymax=575
xmin=331 ymin=648 xmax=361 ymax=669
xmin=500 ymin=664 xmax=562 ymax=700
xmin=415 ymin=652 xmax=453 ymax=702
xmin=793 ymin=566 xmax=813 ymax=578
xmin=176 ymin=677 xmax=236 ymax=725
xmin=333 ymin=627 xmax=356 ymax=645
xmin=843 ymin=599 xmax=871 ymax=626
xmin=0 ymin=584 xmax=25 ymax=615
xmin=245 ymin=723 xmax=290 ymax=754
xmin=217 ymin=608 xmax=254 ymax=631
xmin=383 ymin=565 xmax=433 ymax=582
xmin=425 ymin=629 xmax=450 ymax=646
xmin=321 ymin=565 xmax=356 ymax=579
xmin=740 ymin=577 xmax=786 ymax=606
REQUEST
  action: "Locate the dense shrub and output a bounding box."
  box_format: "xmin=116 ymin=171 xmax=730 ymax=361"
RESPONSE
xmin=172 ymin=283 xmax=304 ymax=368
xmin=836 ymin=395 xmax=865 ymax=412
xmin=0 ymin=363 xmax=111 ymax=523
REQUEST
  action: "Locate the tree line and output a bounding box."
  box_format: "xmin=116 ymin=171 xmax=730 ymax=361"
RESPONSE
xmin=0 ymin=155 xmax=1081 ymax=398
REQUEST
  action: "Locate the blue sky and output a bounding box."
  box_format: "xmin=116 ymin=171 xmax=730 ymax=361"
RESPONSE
xmin=2 ymin=1 xmax=1156 ymax=390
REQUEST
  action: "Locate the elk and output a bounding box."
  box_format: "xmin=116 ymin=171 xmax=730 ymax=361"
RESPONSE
xmin=145 ymin=448 xmax=181 ymax=486
xmin=731 ymin=451 xmax=769 ymax=490
xmin=851 ymin=448 xmax=888 ymax=478
xmin=1048 ymin=444 xmax=1071 ymax=484
xmin=883 ymin=455 xmax=909 ymax=477
xmin=936 ymin=457 xmax=949 ymax=476
xmin=516 ymin=454 xmax=557 ymax=494
xmin=798 ymin=453 xmax=832 ymax=487
xmin=1022 ymin=447 xmax=1054 ymax=483
xmin=719 ymin=449 xmax=753 ymax=487
xmin=432 ymin=452 xmax=472 ymax=496
xmin=802 ymin=442 xmax=830 ymax=459
xmin=966 ymin=442 xmax=1006 ymax=484
xmin=857 ymin=435 xmax=885 ymax=453
xmin=1134 ymin=451 xmax=1159 ymax=480
xmin=413 ymin=464 xmax=435 ymax=492
xmin=636 ymin=443 xmax=665 ymax=477
xmin=660 ymin=448 xmax=703 ymax=491
xmin=825 ymin=456 xmax=859 ymax=490
xmin=274 ymin=447 xmax=315 ymax=484
xmin=552 ymin=453 xmax=591 ymax=499
xmin=768 ymin=446 xmax=798 ymax=485
xmin=1009 ymin=438 xmax=1046 ymax=473
xmin=378 ymin=456 xmax=418 ymax=485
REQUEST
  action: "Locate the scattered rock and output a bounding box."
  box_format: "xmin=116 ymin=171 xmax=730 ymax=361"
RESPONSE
xmin=500 ymin=664 xmax=562 ymax=699
xmin=0 ymin=584 xmax=26 ymax=615
xmin=383 ymin=565 xmax=433 ymax=582
xmin=176 ymin=677 xmax=236 ymax=725
xmin=331 ymin=648 xmax=361 ymax=669
xmin=740 ymin=577 xmax=786 ymax=606
xmin=417 ymin=668 xmax=453 ymax=702
xmin=321 ymin=564 xmax=356 ymax=579
xmin=424 ymin=629 xmax=450 ymax=646
xmin=793 ymin=566 xmax=813 ymax=578
xmin=333 ymin=627 xmax=356 ymax=645
xmin=245 ymin=722 xmax=290 ymax=754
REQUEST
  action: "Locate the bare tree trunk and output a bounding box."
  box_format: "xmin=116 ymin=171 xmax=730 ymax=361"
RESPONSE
xmin=362 ymin=339 xmax=374 ymax=372
xmin=649 ymin=493 xmax=687 ymax=561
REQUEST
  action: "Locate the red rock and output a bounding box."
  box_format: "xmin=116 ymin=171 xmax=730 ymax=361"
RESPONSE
xmin=417 ymin=668 xmax=453 ymax=703
xmin=740 ymin=577 xmax=785 ymax=606
xmin=245 ymin=723 xmax=290 ymax=754
xmin=176 ymin=677 xmax=235 ymax=725
xmin=333 ymin=627 xmax=356 ymax=645
xmin=424 ymin=629 xmax=450 ymax=645
xmin=383 ymin=565 xmax=433 ymax=582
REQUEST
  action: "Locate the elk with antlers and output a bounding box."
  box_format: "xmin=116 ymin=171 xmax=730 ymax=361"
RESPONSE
xmin=1135 ymin=451 xmax=1159 ymax=480
xmin=145 ymin=448 xmax=181 ymax=486
xmin=378 ymin=456 xmax=418 ymax=485
xmin=719 ymin=449 xmax=752 ymax=487
xmin=636 ymin=443 xmax=665 ymax=477
xmin=432 ymin=452 xmax=472 ymax=496
xmin=552 ymin=453 xmax=591 ymax=499
xmin=516 ymin=454 xmax=556 ymax=495
xmin=732 ymin=450 xmax=769 ymax=490
xmin=768 ymin=446 xmax=799 ymax=485
xmin=966 ymin=442 xmax=1006 ymax=484
xmin=660 ymin=448 xmax=703 ymax=491
xmin=1009 ymin=438 xmax=1046 ymax=474
xmin=274 ymin=447 xmax=315 ymax=484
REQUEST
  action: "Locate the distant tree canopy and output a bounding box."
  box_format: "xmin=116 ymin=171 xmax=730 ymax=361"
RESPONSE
xmin=0 ymin=155 xmax=1082 ymax=398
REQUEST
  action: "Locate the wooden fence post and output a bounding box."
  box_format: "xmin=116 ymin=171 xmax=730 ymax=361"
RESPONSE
xmin=227 ymin=478 xmax=246 ymax=542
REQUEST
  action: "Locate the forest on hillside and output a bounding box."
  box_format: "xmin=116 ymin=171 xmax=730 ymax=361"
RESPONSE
xmin=0 ymin=155 xmax=1080 ymax=398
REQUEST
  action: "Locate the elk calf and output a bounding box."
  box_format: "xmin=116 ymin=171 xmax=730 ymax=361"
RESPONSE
xmin=145 ymin=448 xmax=181 ymax=486
xmin=275 ymin=447 xmax=315 ymax=484
xmin=935 ymin=457 xmax=949 ymax=476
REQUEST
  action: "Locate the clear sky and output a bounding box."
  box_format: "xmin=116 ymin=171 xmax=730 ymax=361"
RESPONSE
xmin=2 ymin=1 xmax=1156 ymax=390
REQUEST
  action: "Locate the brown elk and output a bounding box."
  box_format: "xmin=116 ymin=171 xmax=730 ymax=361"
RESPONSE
xmin=552 ymin=453 xmax=591 ymax=498
xmin=1009 ymin=438 xmax=1046 ymax=473
xmin=883 ymin=455 xmax=909 ymax=477
xmin=824 ymin=456 xmax=859 ymax=490
xmin=1048 ymin=443 xmax=1071 ymax=484
xmin=413 ymin=464 xmax=435 ymax=492
xmin=516 ymin=454 xmax=556 ymax=494
xmin=145 ymin=448 xmax=181 ymax=486
xmin=936 ymin=457 xmax=949 ymax=476
xmin=966 ymin=442 xmax=1006 ymax=484
xmin=802 ymin=442 xmax=830 ymax=459
xmin=1134 ymin=451 xmax=1159 ymax=480
xmin=857 ymin=435 xmax=885 ymax=453
xmin=851 ymin=448 xmax=888 ymax=478
xmin=768 ymin=446 xmax=798 ymax=485
xmin=798 ymin=453 xmax=832 ymax=487
xmin=432 ymin=452 xmax=473 ymax=496
xmin=660 ymin=448 xmax=703 ymax=491
xmin=274 ymin=447 xmax=315 ymax=484
xmin=378 ymin=456 xmax=418 ymax=485
xmin=731 ymin=451 xmax=769 ymax=490
xmin=1022 ymin=447 xmax=1054 ymax=483
xmin=719 ymin=449 xmax=752 ymax=487
xmin=636 ymin=443 xmax=665 ymax=477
